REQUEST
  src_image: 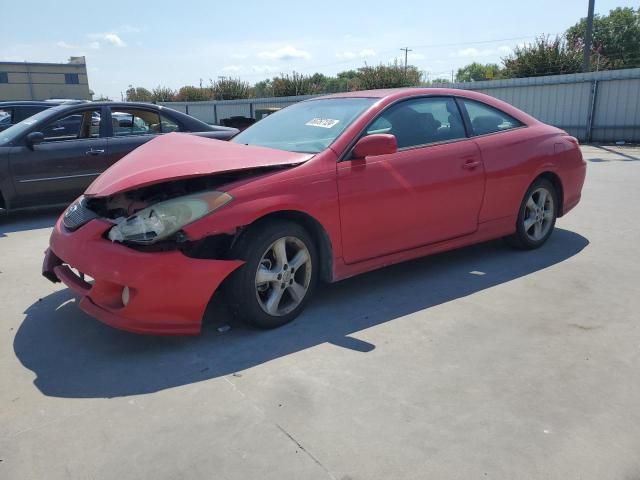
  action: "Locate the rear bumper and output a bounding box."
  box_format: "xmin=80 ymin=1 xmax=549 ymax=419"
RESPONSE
xmin=43 ymin=216 xmax=243 ymax=335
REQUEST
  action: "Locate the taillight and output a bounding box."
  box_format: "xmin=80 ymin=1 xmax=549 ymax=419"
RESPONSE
xmin=565 ymin=135 xmax=580 ymax=146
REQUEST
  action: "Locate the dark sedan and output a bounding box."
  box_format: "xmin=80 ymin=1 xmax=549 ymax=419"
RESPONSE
xmin=0 ymin=102 xmax=237 ymax=214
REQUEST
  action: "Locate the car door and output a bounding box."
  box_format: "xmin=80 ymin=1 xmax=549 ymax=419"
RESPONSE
xmin=458 ymin=98 xmax=530 ymax=223
xmin=9 ymin=106 xmax=108 ymax=207
xmin=104 ymin=107 xmax=164 ymax=167
xmin=337 ymin=96 xmax=486 ymax=264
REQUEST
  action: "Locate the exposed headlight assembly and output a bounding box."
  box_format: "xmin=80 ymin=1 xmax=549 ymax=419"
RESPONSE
xmin=108 ymin=191 xmax=232 ymax=244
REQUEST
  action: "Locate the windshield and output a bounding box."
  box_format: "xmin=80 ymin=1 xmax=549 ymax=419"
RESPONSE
xmin=232 ymin=98 xmax=376 ymax=153
xmin=0 ymin=107 xmax=60 ymax=146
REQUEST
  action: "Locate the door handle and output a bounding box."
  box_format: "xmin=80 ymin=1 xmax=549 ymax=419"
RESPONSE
xmin=86 ymin=148 xmax=105 ymax=156
xmin=462 ymin=159 xmax=482 ymax=170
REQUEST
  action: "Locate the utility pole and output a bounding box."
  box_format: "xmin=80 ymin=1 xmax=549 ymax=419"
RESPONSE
xmin=400 ymin=47 xmax=412 ymax=76
xmin=583 ymin=0 xmax=595 ymax=72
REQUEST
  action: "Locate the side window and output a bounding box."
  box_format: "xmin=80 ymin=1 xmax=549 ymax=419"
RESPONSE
xmin=462 ymin=100 xmax=523 ymax=136
xmin=41 ymin=109 xmax=101 ymax=142
xmin=366 ymin=97 xmax=467 ymax=149
xmin=111 ymin=109 xmax=161 ymax=136
xmin=0 ymin=108 xmax=13 ymax=127
xmin=0 ymin=72 xmax=8 ymax=83
xmin=160 ymin=114 xmax=180 ymax=133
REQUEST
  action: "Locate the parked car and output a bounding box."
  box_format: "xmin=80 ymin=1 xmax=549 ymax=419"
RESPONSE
xmin=0 ymin=102 xmax=238 ymax=213
xmin=43 ymin=88 xmax=586 ymax=335
xmin=0 ymin=100 xmax=87 ymax=132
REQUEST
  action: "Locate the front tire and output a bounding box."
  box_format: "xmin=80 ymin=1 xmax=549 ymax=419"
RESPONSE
xmin=226 ymin=220 xmax=318 ymax=329
xmin=505 ymin=178 xmax=557 ymax=250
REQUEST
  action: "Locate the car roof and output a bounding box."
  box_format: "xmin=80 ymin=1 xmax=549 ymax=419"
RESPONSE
xmin=0 ymin=100 xmax=60 ymax=107
xmin=316 ymin=87 xmax=473 ymax=100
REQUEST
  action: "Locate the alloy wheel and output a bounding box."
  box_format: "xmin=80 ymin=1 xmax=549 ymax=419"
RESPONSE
xmin=523 ymin=187 xmax=554 ymax=241
xmin=254 ymin=236 xmax=312 ymax=316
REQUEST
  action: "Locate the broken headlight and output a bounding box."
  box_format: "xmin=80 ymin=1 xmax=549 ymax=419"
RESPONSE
xmin=108 ymin=191 xmax=232 ymax=244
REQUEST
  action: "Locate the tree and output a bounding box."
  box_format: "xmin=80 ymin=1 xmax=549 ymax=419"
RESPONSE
xmin=455 ymin=62 xmax=502 ymax=82
xmin=566 ymin=7 xmax=640 ymax=69
xmin=212 ymin=77 xmax=253 ymax=100
xmin=253 ymin=79 xmax=273 ymax=97
xmin=125 ymin=85 xmax=153 ymax=102
xmin=354 ymin=61 xmax=423 ymax=90
xmin=430 ymin=78 xmax=451 ymax=85
xmin=151 ymin=86 xmax=176 ymax=102
xmin=271 ymin=72 xmax=326 ymax=96
xmin=501 ymin=35 xmax=583 ymax=78
xmin=176 ymin=80 xmax=214 ymax=101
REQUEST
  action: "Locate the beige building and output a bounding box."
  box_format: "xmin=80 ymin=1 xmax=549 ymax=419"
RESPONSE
xmin=0 ymin=57 xmax=91 ymax=101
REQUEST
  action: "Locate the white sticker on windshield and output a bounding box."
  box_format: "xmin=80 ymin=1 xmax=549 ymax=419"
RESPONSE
xmin=305 ymin=118 xmax=340 ymax=128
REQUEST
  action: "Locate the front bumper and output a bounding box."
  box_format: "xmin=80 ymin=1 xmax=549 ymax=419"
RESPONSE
xmin=43 ymin=216 xmax=243 ymax=335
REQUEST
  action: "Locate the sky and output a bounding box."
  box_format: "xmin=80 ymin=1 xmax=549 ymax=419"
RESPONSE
xmin=0 ymin=0 xmax=636 ymax=99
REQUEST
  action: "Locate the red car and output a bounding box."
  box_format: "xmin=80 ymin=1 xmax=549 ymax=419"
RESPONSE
xmin=43 ymin=88 xmax=586 ymax=334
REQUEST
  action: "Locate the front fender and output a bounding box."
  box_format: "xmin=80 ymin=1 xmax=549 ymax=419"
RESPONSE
xmin=182 ymin=176 xmax=343 ymax=259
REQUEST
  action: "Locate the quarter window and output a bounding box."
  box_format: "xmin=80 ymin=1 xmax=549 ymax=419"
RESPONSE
xmin=0 ymin=72 xmax=8 ymax=83
xmin=462 ymin=99 xmax=523 ymax=136
xmin=366 ymin=97 xmax=467 ymax=149
xmin=160 ymin=114 xmax=180 ymax=133
xmin=64 ymin=73 xmax=80 ymax=85
xmin=111 ymin=109 xmax=161 ymax=136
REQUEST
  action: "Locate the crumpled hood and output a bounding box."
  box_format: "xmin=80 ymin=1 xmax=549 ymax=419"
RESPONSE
xmin=85 ymin=132 xmax=313 ymax=197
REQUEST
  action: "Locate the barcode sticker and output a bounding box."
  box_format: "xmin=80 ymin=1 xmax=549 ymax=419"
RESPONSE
xmin=305 ymin=118 xmax=340 ymax=128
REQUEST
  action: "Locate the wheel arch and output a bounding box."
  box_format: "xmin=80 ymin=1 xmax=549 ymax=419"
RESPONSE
xmin=536 ymin=171 xmax=565 ymax=216
xmin=242 ymin=210 xmax=335 ymax=283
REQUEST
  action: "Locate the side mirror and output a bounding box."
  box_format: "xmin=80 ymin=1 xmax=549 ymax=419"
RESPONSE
xmin=351 ymin=134 xmax=397 ymax=159
xmin=26 ymin=131 xmax=44 ymax=149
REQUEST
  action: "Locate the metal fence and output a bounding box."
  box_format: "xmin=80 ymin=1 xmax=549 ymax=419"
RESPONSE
xmin=160 ymin=68 xmax=640 ymax=143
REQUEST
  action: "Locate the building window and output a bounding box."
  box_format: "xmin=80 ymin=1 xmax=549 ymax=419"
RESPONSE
xmin=0 ymin=72 xmax=8 ymax=83
xmin=65 ymin=73 xmax=80 ymax=85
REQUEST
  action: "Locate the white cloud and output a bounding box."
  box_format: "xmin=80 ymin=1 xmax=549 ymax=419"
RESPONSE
xmin=336 ymin=51 xmax=357 ymax=59
xmin=222 ymin=65 xmax=242 ymax=72
xmin=257 ymin=45 xmax=311 ymax=61
xmin=88 ymin=41 xmax=100 ymax=50
xmin=456 ymin=47 xmax=497 ymax=57
xmin=103 ymin=33 xmax=126 ymax=47
xmin=230 ymin=53 xmax=249 ymax=59
xmin=56 ymin=41 xmax=76 ymax=49
xmin=497 ymin=45 xmax=512 ymax=54
xmin=408 ymin=52 xmax=425 ymax=60
xmin=251 ymin=65 xmax=277 ymax=74
xmin=359 ymin=48 xmax=376 ymax=58
xmin=117 ymin=24 xmax=142 ymax=34
xmin=88 ymin=32 xmax=126 ymax=47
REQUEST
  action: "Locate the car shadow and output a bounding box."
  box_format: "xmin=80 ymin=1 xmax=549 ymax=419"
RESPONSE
xmin=14 ymin=228 xmax=589 ymax=398
xmin=0 ymin=209 xmax=63 ymax=237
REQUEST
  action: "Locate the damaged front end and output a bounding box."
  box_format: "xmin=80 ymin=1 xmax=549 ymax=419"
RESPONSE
xmin=62 ymin=170 xmax=276 ymax=258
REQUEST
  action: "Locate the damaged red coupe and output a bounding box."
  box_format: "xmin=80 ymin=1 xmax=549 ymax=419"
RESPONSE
xmin=43 ymin=88 xmax=586 ymax=334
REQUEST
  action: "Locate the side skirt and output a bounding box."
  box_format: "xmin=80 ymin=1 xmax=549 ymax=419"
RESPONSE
xmin=331 ymin=216 xmax=516 ymax=282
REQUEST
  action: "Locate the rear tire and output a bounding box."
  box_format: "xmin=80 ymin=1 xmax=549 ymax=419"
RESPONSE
xmin=505 ymin=178 xmax=557 ymax=250
xmin=225 ymin=220 xmax=318 ymax=329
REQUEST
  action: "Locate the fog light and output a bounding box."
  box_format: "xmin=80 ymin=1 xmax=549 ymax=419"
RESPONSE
xmin=122 ymin=286 xmax=130 ymax=307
